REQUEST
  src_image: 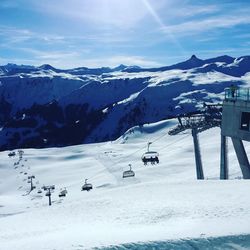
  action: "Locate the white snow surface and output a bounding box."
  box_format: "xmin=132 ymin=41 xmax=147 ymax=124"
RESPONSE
xmin=0 ymin=120 xmax=250 ymax=250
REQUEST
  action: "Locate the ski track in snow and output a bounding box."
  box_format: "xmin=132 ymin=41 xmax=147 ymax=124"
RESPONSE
xmin=0 ymin=121 xmax=250 ymax=249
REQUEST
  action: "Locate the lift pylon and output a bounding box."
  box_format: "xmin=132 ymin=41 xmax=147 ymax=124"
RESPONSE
xmin=168 ymin=103 xmax=222 ymax=180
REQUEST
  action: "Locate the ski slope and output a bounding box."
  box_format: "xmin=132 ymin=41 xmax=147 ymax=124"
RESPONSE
xmin=0 ymin=119 xmax=250 ymax=250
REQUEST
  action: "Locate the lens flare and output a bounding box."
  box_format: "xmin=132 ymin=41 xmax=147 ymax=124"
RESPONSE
xmin=141 ymin=0 xmax=185 ymax=54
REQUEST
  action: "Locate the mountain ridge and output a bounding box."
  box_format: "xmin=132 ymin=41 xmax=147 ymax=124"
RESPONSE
xmin=0 ymin=54 xmax=244 ymax=74
xmin=0 ymin=54 xmax=249 ymax=150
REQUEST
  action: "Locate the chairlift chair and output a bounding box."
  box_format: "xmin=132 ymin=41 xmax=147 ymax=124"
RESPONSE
xmin=37 ymin=189 xmax=42 ymax=194
xmin=123 ymin=164 xmax=135 ymax=178
xmin=43 ymin=185 xmax=55 ymax=191
xmin=8 ymin=152 xmax=16 ymax=157
xmin=141 ymin=142 xmax=159 ymax=165
xmin=42 ymin=185 xmax=55 ymax=192
xmin=58 ymin=188 xmax=67 ymax=197
xmin=81 ymin=179 xmax=93 ymax=191
xmin=58 ymin=192 xmax=66 ymax=197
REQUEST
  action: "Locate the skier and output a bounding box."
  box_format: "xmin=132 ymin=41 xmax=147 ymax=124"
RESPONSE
xmin=230 ymin=84 xmax=237 ymax=98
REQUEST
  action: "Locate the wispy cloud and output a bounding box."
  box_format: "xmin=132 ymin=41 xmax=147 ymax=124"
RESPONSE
xmin=1 ymin=0 xmax=250 ymax=68
xmin=0 ymin=50 xmax=163 ymax=69
xmin=46 ymin=55 xmax=163 ymax=69
xmin=0 ymin=25 xmax=133 ymax=48
xmin=29 ymin=0 xmax=220 ymax=29
xmin=161 ymin=14 xmax=250 ymax=36
xmin=78 ymin=55 xmax=163 ymax=68
xmin=174 ymin=4 xmax=219 ymax=17
xmin=0 ymin=26 xmax=33 ymax=43
xmin=0 ymin=26 xmax=65 ymax=45
xmin=16 ymin=47 xmax=82 ymax=59
xmin=29 ymin=0 xmax=153 ymax=29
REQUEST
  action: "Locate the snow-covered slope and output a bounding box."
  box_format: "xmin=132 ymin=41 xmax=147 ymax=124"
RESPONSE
xmin=1 ymin=120 xmax=250 ymax=250
xmin=1 ymin=55 xmax=250 ymax=150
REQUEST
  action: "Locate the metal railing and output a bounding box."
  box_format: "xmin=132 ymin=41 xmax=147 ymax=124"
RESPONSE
xmin=225 ymin=87 xmax=250 ymax=101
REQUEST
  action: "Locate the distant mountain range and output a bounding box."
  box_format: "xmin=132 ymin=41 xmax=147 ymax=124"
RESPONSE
xmin=0 ymin=55 xmax=249 ymax=150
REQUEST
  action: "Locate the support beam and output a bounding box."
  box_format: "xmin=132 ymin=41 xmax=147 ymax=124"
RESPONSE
xmin=192 ymin=128 xmax=204 ymax=180
xmin=220 ymin=135 xmax=228 ymax=179
xmin=231 ymin=138 xmax=250 ymax=179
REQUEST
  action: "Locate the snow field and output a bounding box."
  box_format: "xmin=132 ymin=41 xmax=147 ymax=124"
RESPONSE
xmin=0 ymin=120 xmax=250 ymax=249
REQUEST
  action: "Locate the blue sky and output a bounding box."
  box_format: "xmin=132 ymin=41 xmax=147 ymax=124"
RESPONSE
xmin=0 ymin=0 xmax=250 ymax=68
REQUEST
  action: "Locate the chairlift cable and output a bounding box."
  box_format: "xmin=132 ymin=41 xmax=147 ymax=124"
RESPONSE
xmin=122 ymin=131 xmax=189 ymax=160
xmin=86 ymin=129 xmax=191 ymax=182
xmin=104 ymin=131 xmax=190 ymax=167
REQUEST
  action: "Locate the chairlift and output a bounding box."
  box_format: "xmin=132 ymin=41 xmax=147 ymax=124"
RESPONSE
xmin=37 ymin=189 xmax=42 ymax=194
xmin=8 ymin=152 xmax=16 ymax=157
xmin=123 ymin=164 xmax=135 ymax=178
xmin=27 ymin=180 xmax=31 ymax=183
xmin=42 ymin=185 xmax=55 ymax=191
xmin=141 ymin=142 xmax=159 ymax=165
xmin=81 ymin=179 xmax=93 ymax=191
xmin=45 ymin=191 xmax=50 ymax=196
xmin=58 ymin=188 xmax=67 ymax=197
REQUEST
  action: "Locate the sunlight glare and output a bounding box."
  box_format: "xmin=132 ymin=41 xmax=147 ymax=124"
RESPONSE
xmin=141 ymin=0 xmax=186 ymax=54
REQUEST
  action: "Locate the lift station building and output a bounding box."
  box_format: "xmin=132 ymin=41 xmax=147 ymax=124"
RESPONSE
xmin=221 ymin=87 xmax=250 ymax=179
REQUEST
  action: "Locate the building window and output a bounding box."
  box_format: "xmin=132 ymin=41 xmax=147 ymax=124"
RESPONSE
xmin=240 ymin=112 xmax=250 ymax=131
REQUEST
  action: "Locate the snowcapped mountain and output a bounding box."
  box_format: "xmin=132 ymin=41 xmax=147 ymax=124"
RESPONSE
xmin=0 ymin=55 xmax=250 ymax=150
